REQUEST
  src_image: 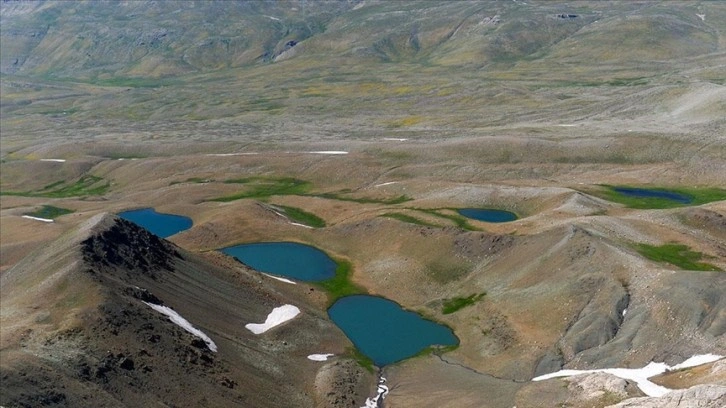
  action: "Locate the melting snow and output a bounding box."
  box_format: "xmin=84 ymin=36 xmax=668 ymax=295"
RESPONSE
xmin=374 ymin=182 xmax=398 ymax=187
xmin=143 ymin=301 xmax=218 ymax=352
xmin=289 ymin=222 xmax=314 ymax=229
xmin=307 ymin=353 xmax=334 ymax=361
xmin=262 ymin=273 xmax=296 ymax=285
xmin=383 ymin=138 xmax=408 ymax=141
xmin=532 ymin=354 xmax=723 ymax=397
xmin=245 ymin=304 xmax=300 ymax=334
xmin=21 ymin=215 xmax=54 ymax=223
xmin=40 ymin=159 xmax=66 ymax=162
xmin=307 ymin=151 xmax=348 ymax=155
xmin=205 ymin=153 xmax=259 ymax=156
xmin=362 ymin=376 xmax=388 ymax=408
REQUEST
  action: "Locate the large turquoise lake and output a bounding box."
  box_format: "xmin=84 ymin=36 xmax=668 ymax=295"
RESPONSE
xmin=118 ymin=208 xmax=192 ymax=238
xmin=221 ymin=242 xmax=337 ymax=282
xmin=328 ymin=295 xmax=459 ymax=366
xmin=458 ymin=208 xmax=517 ymax=223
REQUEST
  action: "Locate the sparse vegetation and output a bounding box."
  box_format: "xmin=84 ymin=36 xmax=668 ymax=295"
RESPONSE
xmin=2 ymin=176 xmax=110 ymax=198
xmin=416 ymin=209 xmax=477 ymax=231
xmin=634 ymin=243 xmax=721 ymax=271
xmin=24 ymin=205 xmax=75 ymax=219
xmin=381 ymin=212 xmax=438 ymax=227
xmin=314 ymin=192 xmax=412 ymax=205
xmin=441 ymin=293 xmax=486 ymax=314
xmin=418 ymin=344 xmax=459 ymax=359
xmin=348 ymin=347 xmax=375 ymax=373
xmin=170 ymin=177 xmax=213 ymax=185
xmin=209 ymin=177 xmax=412 ymax=205
xmin=425 ymin=260 xmax=471 ymax=283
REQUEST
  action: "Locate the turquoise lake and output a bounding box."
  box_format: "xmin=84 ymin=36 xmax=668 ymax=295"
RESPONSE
xmin=118 ymin=208 xmax=192 ymax=238
xmin=458 ymin=208 xmax=517 ymax=223
xmin=328 ymin=295 xmax=459 ymax=366
xmin=612 ymin=187 xmax=692 ymax=204
xmin=220 ymin=242 xmax=337 ymax=282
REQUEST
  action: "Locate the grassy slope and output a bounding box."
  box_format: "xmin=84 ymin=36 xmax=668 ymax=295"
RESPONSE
xmin=634 ymin=243 xmax=722 ymax=271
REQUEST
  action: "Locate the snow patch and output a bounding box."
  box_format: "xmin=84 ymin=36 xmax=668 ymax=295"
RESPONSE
xmin=383 ymin=138 xmax=408 ymax=141
xmin=143 ymin=302 xmax=218 ymax=352
xmin=307 ymin=353 xmax=334 ymax=361
xmin=40 ymin=159 xmax=66 ymax=162
xmin=289 ymin=222 xmax=314 ymax=229
xmin=362 ymin=376 xmax=388 ymax=408
xmin=206 ymin=153 xmax=259 ymax=156
xmin=556 ymin=124 xmax=577 ymax=127
xmin=532 ymin=354 xmax=723 ymax=397
xmin=696 ymin=14 xmax=705 ymax=21
xmin=374 ymin=182 xmax=398 ymax=187
xmin=262 ymin=273 xmax=296 ymax=285
xmin=21 ymin=215 xmax=54 ymax=223
xmin=245 ymin=305 xmax=300 ymax=334
xmin=307 ymin=151 xmax=348 ymax=155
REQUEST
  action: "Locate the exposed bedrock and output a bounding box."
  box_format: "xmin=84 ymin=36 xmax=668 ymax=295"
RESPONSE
xmin=544 ymin=269 xmax=726 ymax=371
xmin=605 ymin=384 xmax=726 ymax=408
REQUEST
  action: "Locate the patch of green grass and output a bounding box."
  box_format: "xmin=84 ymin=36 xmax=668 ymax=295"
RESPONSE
xmin=208 ymin=177 xmax=411 ymax=204
xmin=41 ymin=180 xmax=66 ymax=190
xmin=417 ymin=208 xmax=477 ymax=231
xmin=275 ymin=205 xmax=326 ymax=228
xmin=314 ymin=192 xmax=412 ymax=205
xmin=210 ymin=177 xmax=312 ymax=202
xmin=316 ymin=259 xmax=366 ymax=304
xmin=2 ymin=176 xmax=110 ymax=198
xmin=44 ymin=176 xmax=110 ymax=197
xmin=24 ymin=205 xmax=75 ymax=219
xmin=634 ymin=243 xmax=721 ymax=271
xmin=442 ymin=293 xmax=486 ymax=314
xmin=381 ymin=212 xmax=438 ymax=227
xmin=592 ymin=185 xmax=726 ymax=209
xmin=348 ymin=347 xmax=375 ymax=372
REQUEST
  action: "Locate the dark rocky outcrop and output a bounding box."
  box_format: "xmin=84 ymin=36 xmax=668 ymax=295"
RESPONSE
xmin=81 ymin=218 xmax=180 ymax=280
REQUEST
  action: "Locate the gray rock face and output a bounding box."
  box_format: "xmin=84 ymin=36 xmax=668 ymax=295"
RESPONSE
xmin=568 ymin=372 xmax=630 ymax=400
xmin=606 ymin=384 xmax=726 ymax=408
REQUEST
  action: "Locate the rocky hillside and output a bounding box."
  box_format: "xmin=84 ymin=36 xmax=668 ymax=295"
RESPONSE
xmin=3 ymin=1 xmax=723 ymax=78
xmin=0 ymin=214 xmax=373 ymax=407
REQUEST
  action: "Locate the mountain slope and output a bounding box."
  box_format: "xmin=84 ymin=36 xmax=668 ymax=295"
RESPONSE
xmin=0 ymin=214 xmax=373 ymax=407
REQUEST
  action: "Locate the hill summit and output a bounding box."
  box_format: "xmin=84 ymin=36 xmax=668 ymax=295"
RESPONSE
xmin=0 ymin=214 xmax=372 ymax=407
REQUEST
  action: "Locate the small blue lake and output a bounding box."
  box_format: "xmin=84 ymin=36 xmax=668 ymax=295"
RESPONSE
xmin=220 ymin=242 xmax=337 ymax=282
xmin=458 ymin=208 xmax=518 ymax=223
xmin=612 ymin=187 xmax=692 ymax=204
xmin=118 ymin=208 xmax=193 ymax=238
xmin=328 ymin=295 xmax=459 ymax=366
